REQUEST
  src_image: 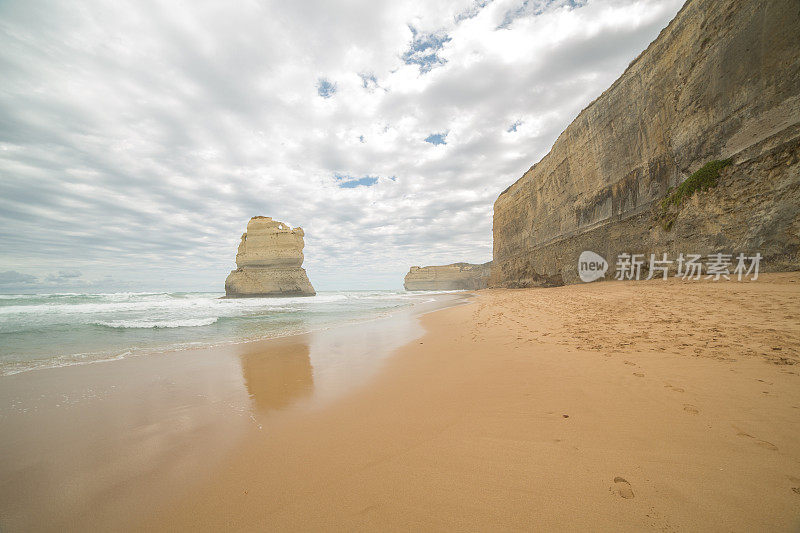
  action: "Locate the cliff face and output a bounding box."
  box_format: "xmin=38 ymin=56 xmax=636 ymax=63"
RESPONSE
xmin=225 ymin=216 xmax=316 ymax=297
xmin=491 ymin=0 xmax=800 ymax=288
xmin=404 ymin=262 xmax=491 ymax=291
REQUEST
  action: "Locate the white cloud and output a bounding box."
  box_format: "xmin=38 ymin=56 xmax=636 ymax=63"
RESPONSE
xmin=0 ymin=0 xmax=683 ymax=291
xmin=0 ymin=270 xmax=37 ymax=288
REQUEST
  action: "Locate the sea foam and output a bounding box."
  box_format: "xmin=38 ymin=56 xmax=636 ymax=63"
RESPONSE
xmin=0 ymin=290 xmax=433 ymax=375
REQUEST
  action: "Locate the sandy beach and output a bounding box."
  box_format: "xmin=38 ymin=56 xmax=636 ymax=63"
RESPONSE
xmin=1 ymin=274 xmax=798 ymax=531
xmin=1 ymin=0 xmax=797 ymax=530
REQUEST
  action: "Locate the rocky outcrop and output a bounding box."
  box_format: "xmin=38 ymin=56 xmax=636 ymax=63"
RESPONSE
xmin=491 ymin=0 xmax=800 ymax=288
xmin=404 ymin=262 xmax=491 ymax=291
xmin=225 ymin=216 xmax=316 ymax=297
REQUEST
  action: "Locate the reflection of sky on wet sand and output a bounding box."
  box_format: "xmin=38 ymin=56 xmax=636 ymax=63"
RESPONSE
xmin=236 ymin=303 xmax=428 ymax=417
xmin=239 ymin=339 xmax=314 ymax=414
xmin=305 ymin=310 xmax=424 ymax=404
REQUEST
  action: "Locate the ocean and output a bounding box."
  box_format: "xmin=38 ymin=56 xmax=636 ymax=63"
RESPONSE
xmin=0 ymin=290 xmax=447 ymax=376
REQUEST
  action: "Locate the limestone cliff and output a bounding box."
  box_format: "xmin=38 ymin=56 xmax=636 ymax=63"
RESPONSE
xmin=225 ymin=216 xmax=316 ymax=297
xmin=491 ymin=0 xmax=800 ymax=288
xmin=404 ymin=262 xmax=491 ymax=291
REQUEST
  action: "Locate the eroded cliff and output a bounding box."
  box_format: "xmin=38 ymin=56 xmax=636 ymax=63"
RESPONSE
xmin=404 ymin=262 xmax=491 ymax=291
xmin=225 ymin=216 xmax=316 ymax=297
xmin=491 ymin=0 xmax=800 ymax=287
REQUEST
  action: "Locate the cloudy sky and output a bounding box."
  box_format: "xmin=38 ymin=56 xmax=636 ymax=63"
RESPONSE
xmin=0 ymin=0 xmax=683 ymax=292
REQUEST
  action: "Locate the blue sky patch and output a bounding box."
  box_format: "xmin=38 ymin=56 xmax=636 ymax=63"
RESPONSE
xmin=424 ymin=132 xmax=448 ymax=145
xmin=498 ymin=0 xmax=587 ymax=29
xmin=359 ymin=72 xmax=378 ymax=90
xmin=317 ymin=78 xmax=337 ymax=98
xmin=402 ymin=25 xmax=451 ymax=73
xmin=507 ymin=119 xmax=523 ymax=132
xmin=335 ymin=174 xmax=379 ymax=188
xmin=455 ymin=0 xmax=493 ymax=23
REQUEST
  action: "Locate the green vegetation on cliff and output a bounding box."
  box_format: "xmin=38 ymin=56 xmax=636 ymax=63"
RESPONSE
xmin=662 ymin=158 xmax=733 ymax=209
xmin=659 ymin=158 xmax=733 ymax=230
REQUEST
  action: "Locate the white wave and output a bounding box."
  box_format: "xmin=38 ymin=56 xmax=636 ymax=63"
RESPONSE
xmin=0 ymin=293 xmax=67 ymax=300
xmin=0 ymin=290 xmax=461 ymax=376
xmin=0 ymin=291 xmax=353 ymax=316
xmin=94 ymin=317 xmax=219 ymax=329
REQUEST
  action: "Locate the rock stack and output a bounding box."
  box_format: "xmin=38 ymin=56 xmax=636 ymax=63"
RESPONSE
xmin=404 ymin=262 xmax=491 ymax=291
xmin=224 ymin=216 xmax=316 ymax=297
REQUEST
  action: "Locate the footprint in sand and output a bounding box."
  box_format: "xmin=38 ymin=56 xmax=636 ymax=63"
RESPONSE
xmin=742 ymin=438 xmax=778 ymax=451
xmin=683 ymin=404 xmax=699 ymax=414
xmin=756 ymin=440 xmax=779 ymax=451
xmin=612 ymin=477 xmax=635 ymax=499
xmin=736 ymin=430 xmax=779 ymax=451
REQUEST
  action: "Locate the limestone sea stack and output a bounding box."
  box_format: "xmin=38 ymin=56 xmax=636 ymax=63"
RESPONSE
xmin=224 ymin=216 xmax=316 ymax=297
xmin=404 ymin=262 xmax=491 ymax=291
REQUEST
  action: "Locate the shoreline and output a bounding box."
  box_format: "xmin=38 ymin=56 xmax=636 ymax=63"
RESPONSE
xmin=2 ymin=275 xmax=800 ymax=531
xmin=0 ymin=290 xmax=469 ymax=377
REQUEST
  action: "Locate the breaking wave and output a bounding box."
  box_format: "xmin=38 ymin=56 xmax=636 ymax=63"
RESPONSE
xmin=0 ymin=289 xmax=445 ymax=375
xmin=94 ymin=317 xmax=220 ymax=329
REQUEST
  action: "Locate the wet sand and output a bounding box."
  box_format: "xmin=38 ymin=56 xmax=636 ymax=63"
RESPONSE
xmin=0 ymin=294 xmax=465 ymax=531
xmin=2 ymin=276 xmax=800 ymax=531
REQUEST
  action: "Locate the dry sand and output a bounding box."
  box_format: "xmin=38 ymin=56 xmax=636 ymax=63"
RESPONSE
xmin=146 ymin=273 xmax=800 ymax=532
xmin=2 ymin=274 xmax=799 ymax=531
